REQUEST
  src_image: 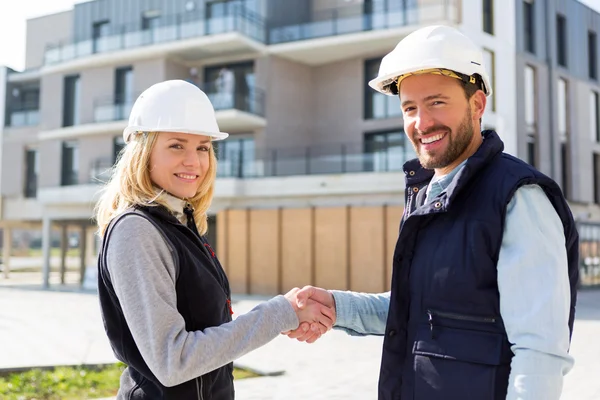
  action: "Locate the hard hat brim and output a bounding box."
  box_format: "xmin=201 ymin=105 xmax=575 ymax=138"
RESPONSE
xmin=123 ymin=126 xmax=229 ymax=144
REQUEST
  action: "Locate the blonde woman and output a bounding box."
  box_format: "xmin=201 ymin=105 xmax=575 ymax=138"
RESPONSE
xmin=95 ymin=80 xmax=333 ymax=400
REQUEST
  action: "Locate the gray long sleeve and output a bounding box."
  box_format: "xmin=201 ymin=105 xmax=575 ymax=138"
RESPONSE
xmin=105 ymin=214 xmax=299 ymax=387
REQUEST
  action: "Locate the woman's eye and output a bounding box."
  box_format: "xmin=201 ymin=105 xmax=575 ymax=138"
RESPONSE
xmin=170 ymin=144 xmax=183 ymax=149
xmin=198 ymin=146 xmax=210 ymax=152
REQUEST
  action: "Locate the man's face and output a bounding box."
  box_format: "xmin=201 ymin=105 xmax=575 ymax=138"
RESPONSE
xmin=399 ymin=74 xmax=476 ymax=170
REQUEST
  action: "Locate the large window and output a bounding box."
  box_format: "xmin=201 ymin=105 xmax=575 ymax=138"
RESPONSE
xmin=590 ymin=31 xmax=598 ymax=80
xmin=115 ymin=66 xmax=134 ymax=119
xmin=61 ymin=140 xmax=79 ymax=186
xmin=364 ymin=58 xmax=401 ymax=119
xmin=595 ymin=154 xmax=600 ymax=204
xmin=216 ymin=136 xmax=255 ymax=177
xmin=364 ymin=130 xmax=415 ymax=172
xmin=483 ymin=0 xmax=494 ymax=35
xmin=113 ymin=135 xmax=126 ymax=163
xmin=556 ymin=14 xmax=567 ymax=67
xmin=204 ymin=61 xmax=255 ymax=113
xmin=557 ymin=78 xmax=569 ymax=198
xmin=525 ymin=65 xmax=537 ymax=166
xmin=483 ymin=49 xmax=496 ymax=111
xmin=591 ymin=91 xmax=600 ymax=143
xmin=63 ymin=75 xmax=80 ymax=127
xmin=523 ymin=0 xmax=535 ymax=54
xmin=24 ymin=149 xmax=39 ymax=198
xmin=92 ymin=20 xmax=110 ymax=53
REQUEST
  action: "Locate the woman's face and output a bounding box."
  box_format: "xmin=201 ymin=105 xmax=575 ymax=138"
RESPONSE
xmin=149 ymin=132 xmax=211 ymax=199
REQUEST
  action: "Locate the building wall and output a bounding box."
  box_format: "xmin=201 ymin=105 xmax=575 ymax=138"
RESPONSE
xmin=515 ymin=0 xmax=600 ymax=205
xmin=216 ymin=204 xmax=403 ymax=295
xmin=25 ymin=11 xmax=73 ymax=70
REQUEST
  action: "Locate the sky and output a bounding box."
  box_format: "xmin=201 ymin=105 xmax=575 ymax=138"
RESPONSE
xmin=1 ymin=0 xmax=600 ymax=72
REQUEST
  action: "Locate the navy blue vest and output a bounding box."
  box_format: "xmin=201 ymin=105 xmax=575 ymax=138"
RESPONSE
xmin=378 ymin=131 xmax=579 ymax=400
xmin=98 ymin=205 xmax=234 ymax=400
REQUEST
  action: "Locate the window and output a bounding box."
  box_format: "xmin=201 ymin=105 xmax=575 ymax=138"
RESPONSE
xmin=364 ymin=58 xmax=401 ymax=119
xmin=556 ymin=14 xmax=567 ymax=67
xmin=525 ymin=65 xmax=537 ymax=166
xmin=595 ymin=154 xmax=600 ymax=204
xmin=61 ymin=141 xmax=79 ymax=186
xmin=115 ymin=66 xmax=134 ymax=119
xmin=24 ymin=149 xmax=38 ymax=198
xmin=483 ymin=49 xmax=496 ymax=111
xmin=215 ymin=136 xmax=255 ymax=177
xmin=113 ymin=136 xmax=126 ymax=163
xmin=557 ymin=78 xmax=569 ymax=198
xmin=523 ymin=0 xmax=535 ymax=53
xmin=142 ymin=10 xmax=161 ymax=30
xmin=589 ymin=31 xmax=597 ymax=80
xmin=62 ymin=75 xmax=80 ymax=127
xmin=204 ymin=62 xmax=255 ymax=113
xmin=92 ymin=20 xmax=110 ymax=53
xmin=483 ymin=0 xmax=494 ymax=34
xmin=364 ymin=130 xmax=415 ymax=172
xmin=591 ymin=91 xmax=600 ymax=143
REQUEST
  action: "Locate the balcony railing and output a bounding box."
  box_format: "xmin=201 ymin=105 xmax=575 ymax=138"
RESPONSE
xmin=269 ymin=0 xmax=460 ymax=44
xmin=94 ymin=94 xmax=139 ymax=123
xmin=579 ymin=222 xmax=600 ymax=288
xmin=216 ymin=141 xmax=416 ymax=178
xmin=44 ymin=6 xmax=266 ymax=65
xmin=200 ymin=82 xmax=265 ymax=117
xmin=7 ymin=109 xmax=40 ymax=127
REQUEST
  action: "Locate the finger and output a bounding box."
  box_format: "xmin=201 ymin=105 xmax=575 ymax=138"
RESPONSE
xmin=297 ymin=330 xmax=317 ymax=342
xmin=315 ymin=310 xmax=334 ymax=330
xmin=287 ymin=322 xmax=310 ymax=339
xmin=320 ymin=305 xmax=335 ymax=322
xmin=305 ymin=331 xmax=322 ymax=344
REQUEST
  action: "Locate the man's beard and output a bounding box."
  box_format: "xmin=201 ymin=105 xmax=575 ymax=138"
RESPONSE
xmin=412 ymin=108 xmax=474 ymax=170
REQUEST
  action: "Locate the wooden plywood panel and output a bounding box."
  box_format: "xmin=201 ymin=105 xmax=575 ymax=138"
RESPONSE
xmin=281 ymin=208 xmax=313 ymax=293
xmin=226 ymin=209 xmax=248 ymax=294
xmin=314 ymin=207 xmax=348 ymax=290
xmin=385 ymin=206 xmax=404 ymax=291
xmin=216 ymin=210 xmax=228 ymax=273
xmin=350 ymin=206 xmax=385 ymax=293
xmin=249 ymin=209 xmax=280 ymax=295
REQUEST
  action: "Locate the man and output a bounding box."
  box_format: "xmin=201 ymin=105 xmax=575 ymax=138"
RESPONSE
xmin=284 ymin=25 xmax=579 ymax=400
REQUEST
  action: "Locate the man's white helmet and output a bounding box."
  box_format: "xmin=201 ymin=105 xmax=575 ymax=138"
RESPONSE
xmin=368 ymin=25 xmax=492 ymax=97
xmin=123 ymin=79 xmax=229 ymax=144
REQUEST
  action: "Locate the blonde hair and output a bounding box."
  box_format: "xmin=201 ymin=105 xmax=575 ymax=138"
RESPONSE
xmin=95 ymin=132 xmax=217 ymax=237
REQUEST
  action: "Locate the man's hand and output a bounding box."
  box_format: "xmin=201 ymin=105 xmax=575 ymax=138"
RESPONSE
xmin=283 ymin=286 xmax=336 ymax=343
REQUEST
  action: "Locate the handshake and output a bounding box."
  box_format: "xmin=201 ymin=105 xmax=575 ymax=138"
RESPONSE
xmin=283 ymin=286 xmax=336 ymax=343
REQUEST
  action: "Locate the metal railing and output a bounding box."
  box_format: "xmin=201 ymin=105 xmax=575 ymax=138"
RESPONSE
xmin=200 ymin=82 xmax=265 ymax=117
xmin=7 ymin=109 xmax=40 ymax=127
xmin=216 ymin=141 xmax=415 ymax=178
xmin=93 ymin=93 xmax=140 ymax=123
xmin=44 ymin=6 xmax=266 ymax=65
xmin=269 ymin=0 xmax=460 ymax=44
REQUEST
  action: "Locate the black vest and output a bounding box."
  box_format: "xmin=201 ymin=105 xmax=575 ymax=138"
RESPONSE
xmin=378 ymin=131 xmax=579 ymax=400
xmin=98 ymin=204 xmax=234 ymax=399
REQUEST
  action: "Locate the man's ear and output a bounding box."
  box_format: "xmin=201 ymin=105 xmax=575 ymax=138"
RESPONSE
xmin=470 ymin=90 xmax=487 ymax=121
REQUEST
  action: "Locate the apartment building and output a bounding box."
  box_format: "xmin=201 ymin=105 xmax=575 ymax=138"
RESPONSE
xmin=1 ymin=0 xmax=599 ymax=293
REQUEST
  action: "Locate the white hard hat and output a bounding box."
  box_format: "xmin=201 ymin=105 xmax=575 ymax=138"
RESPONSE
xmin=123 ymin=79 xmax=229 ymax=143
xmin=368 ymin=25 xmax=492 ymax=97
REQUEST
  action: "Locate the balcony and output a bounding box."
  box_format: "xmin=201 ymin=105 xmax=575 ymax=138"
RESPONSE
xmin=268 ymin=0 xmax=461 ymax=65
xmin=216 ymin=140 xmax=415 ymax=178
xmin=43 ymin=7 xmax=266 ymax=72
xmin=94 ymin=95 xmax=137 ymax=123
xmin=6 ymin=108 xmax=40 ymax=127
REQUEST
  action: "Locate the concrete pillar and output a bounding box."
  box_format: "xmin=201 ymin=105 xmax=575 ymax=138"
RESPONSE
xmin=60 ymin=225 xmax=68 ymax=284
xmin=2 ymin=228 xmax=12 ymax=279
xmin=42 ymin=216 xmax=52 ymax=288
xmin=79 ymin=225 xmax=87 ymax=286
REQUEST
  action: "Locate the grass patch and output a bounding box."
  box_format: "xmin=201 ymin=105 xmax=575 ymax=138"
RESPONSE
xmin=0 ymin=363 xmax=259 ymax=399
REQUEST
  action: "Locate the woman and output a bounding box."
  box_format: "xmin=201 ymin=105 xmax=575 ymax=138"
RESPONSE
xmin=95 ymin=80 xmax=333 ymax=399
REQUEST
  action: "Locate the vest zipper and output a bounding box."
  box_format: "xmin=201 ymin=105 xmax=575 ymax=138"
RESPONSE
xmin=196 ymin=376 xmax=204 ymax=400
xmin=427 ymin=309 xmax=496 ymax=339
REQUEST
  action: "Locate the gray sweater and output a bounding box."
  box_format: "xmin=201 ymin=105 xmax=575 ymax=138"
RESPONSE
xmin=105 ymin=202 xmax=299 ymax=387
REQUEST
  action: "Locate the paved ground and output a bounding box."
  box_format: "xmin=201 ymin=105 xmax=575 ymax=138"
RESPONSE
xmin=1 ymin=272 xmax=599 ymax=399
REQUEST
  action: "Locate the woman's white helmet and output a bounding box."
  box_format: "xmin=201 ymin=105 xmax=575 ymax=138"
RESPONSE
xmin=123 ymin=79 xmax=229 ymax=143
xmin=368 ymin=25 xmax=492 ymax=97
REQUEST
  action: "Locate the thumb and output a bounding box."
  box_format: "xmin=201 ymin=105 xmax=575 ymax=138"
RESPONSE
xmin=296 ymin=286 xmax=313 ymax=308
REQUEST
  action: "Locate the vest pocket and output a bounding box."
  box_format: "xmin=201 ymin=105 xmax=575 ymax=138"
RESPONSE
xmin=412 ymin=323 xmax=508 ymax=400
